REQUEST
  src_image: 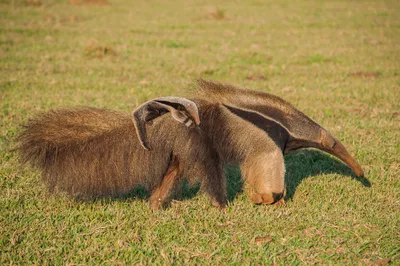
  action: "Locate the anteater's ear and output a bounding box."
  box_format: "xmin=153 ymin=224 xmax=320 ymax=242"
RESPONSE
xmin=132 ymin=97 xmax=200 ymax=150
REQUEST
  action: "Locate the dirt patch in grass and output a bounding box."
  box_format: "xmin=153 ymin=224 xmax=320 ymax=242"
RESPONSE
xmin=25 ymin=0 xmax=41 ymax=6
xmin=347 ymin=72 xmax=382 ymax=78
xmin=391 ymin=111 xmax=400 ymax=119
xmin=246 ymin=74 xmax=267 ymax=81
xmin=84 ymin=39 xmax=116 ymax=58
xmin=326 ymin=247 xmax=346 ymax=255
xmin=206 ymin=7 xmax=225 ymax=20
xmin=70 ymin=0 xmax=110 ymax=6
xmin=372 ymin=258 xmax=391 ymax=265
xmin=254 ymin=235 xmax=273 ymax=246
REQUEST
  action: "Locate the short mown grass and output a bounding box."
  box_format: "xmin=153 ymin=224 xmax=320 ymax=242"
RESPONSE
xmin=1 ymin=0 xmax=399 ymax=264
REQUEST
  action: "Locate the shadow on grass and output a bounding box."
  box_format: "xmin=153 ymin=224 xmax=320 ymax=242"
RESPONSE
xmin=177 ymin=150 xmax=371 ymax=203
xmin=95 ymin=150 xmax=370 ymax=205
xmin=79 ymin=185 xmax=151 ymax=205
xmin=95 ymin=166 xmax=245 ymax=205
xmin=284 ymin=150 xmax=371 ymax=200
xmin=178 ymin=166 xmax=244 ymax=202
xmin=171 ymin=165 xmax=244 ymax=203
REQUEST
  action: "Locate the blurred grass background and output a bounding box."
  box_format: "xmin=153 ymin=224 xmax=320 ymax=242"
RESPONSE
xmin=1 ymin=0 xmax=399 ymax=264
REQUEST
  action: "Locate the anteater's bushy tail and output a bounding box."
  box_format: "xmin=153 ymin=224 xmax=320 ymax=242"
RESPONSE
xmin=16 ymin=108 xmax=140 ymax=198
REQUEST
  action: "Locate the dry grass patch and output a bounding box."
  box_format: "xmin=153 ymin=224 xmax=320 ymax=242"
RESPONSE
xmin=25 ymin=0 xmax=41 ymax=6
xmin=347 ymin=72 xmax=382 ymax=78
xmin=83 ymin=39 xmax=116 ymax=58
xmin=70 ymin=0 xmax=110 ymax=6
xmin=206 ymin=6 xmax=226 ymax=20
xmin=246 ymin=74 xmax=267 ymax=81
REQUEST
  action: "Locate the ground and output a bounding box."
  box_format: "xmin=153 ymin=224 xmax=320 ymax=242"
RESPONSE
xmin=1 ymin=0 xmax=399 ymax=264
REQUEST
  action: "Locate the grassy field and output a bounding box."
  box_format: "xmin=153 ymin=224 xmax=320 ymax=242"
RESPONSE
xmin=1 ymin=0 xmax=399 ymax=264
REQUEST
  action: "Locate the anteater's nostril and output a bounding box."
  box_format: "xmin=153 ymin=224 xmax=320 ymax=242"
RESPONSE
xmin=272 ymin=192 xmax=284 ymax=203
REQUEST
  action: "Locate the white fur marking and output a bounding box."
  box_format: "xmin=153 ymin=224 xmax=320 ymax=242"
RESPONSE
xmin=185 ymin=120 xmax=193 ymax=127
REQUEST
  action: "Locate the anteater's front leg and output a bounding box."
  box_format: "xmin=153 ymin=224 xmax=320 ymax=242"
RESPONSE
xmin=202 ymin=159 xmax=227 ymax=209
xmin=243 ymin=148 xmax=286 ymax=205
xmin=149 ymin=156 xmax=182 ymax=210
xmin=186 ymin=147 xmax=227 ymax=209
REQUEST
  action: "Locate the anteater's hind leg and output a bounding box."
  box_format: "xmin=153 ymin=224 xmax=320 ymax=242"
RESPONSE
xmin=149 ymin=156 xmax=182 ymax=210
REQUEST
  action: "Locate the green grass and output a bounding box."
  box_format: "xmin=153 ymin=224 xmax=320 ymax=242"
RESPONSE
xmin=1 ymin=0 xmax=399 ymax=264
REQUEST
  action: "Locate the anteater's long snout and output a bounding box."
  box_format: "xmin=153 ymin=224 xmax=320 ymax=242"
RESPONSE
xmin=320 ymin=130 xmax=364 ymax=177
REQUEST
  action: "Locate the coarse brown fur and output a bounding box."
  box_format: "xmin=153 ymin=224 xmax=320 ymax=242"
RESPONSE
xmin=16 ymin=107 xmax=226 ymax=209
xmin=190 ymin=99 xmax=286 ymax=205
